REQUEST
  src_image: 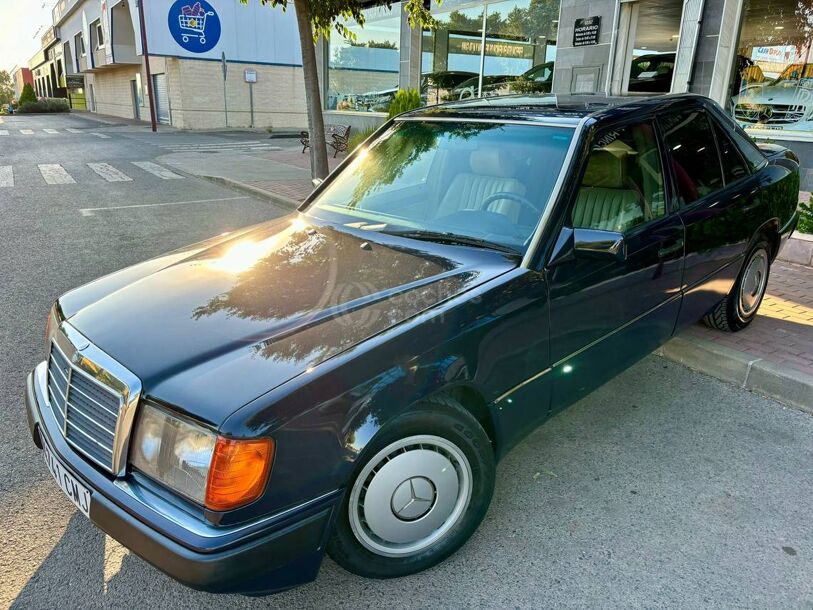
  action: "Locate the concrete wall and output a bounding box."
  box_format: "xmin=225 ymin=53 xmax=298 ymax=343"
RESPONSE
xmin=85 ymin=64 xmax=144 ymax=118
xmin=552 ymin=0 xmax=616 ymax=94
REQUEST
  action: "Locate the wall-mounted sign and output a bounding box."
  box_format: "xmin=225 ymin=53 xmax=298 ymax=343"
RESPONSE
xmin=244 ymin=68 xmax=257 ymax=84
xmin=450 ymin=36 xmax=533 ymax=59
xmin=66 ymin=75 xmax=86 ymax=89
xmin=168 ymin=0 xmax=222 ymax=53
xmin=573 ymin=16 xmax=601 ymax=47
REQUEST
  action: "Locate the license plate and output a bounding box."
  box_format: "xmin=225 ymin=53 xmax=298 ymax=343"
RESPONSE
xmin=43 ymin=436 xmax=91 ymax=518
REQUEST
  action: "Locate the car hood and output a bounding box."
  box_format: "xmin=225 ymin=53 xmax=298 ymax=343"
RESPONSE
xmin=61 ymin=215 xmax=516 ymax=425
xmin=732 ymin=83 xmax=811 ymax=105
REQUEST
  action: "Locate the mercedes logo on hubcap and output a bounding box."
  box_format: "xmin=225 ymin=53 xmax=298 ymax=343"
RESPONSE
xmin=391 ymin=476 xmax=436 ymax=521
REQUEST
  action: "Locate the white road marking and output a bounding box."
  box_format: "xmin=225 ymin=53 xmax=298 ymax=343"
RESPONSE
xmin=38 ymin=164 xmax=76 ymax=185
xmin=43 ymin=128 xmax=59 ymax=134
xmin=0 ymin=166 xmax=13 ymax=188
xmin=88 ymin=163 xmax=133 ymax=182
xmin=131 ymin=161 xmax=184 ymax=180
xmin=90 ymin=132 xmax=111 ymax=139
xmin=66 ymin=128 xmax=84 ymax=134
xmin=0 ymin=130 xmax=8 ymax=136
xmin=80 ymin=196 xmax=249 ymax=216
xmin=20 ymin=129 xmax=34 ymax=135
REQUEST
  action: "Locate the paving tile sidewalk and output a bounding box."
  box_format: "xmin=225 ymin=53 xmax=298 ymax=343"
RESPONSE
xmin=682 ymin=261 xmax=813 ymax=378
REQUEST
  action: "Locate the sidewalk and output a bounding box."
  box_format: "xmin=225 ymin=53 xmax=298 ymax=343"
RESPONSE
xmin=173 ymin=146 xmax=813 ymax=411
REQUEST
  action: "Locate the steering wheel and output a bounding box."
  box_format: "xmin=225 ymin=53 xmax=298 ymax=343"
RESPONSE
xmin=479 ymin=192 xmax=539 ymax=217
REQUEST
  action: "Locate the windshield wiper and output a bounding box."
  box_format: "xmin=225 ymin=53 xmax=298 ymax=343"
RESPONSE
xmin=383 ymin=230 xmax=522 ymax=256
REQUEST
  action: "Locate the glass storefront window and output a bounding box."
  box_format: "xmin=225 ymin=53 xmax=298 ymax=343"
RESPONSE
xmin=625 ymin=1 xmax=681 ymax=94
xmin=730 ymin=0 xmax=813 ymax=134
xmin=422 ymin=0 xmax=559 ymax=105
xmin=327 ymin=4 xmax=401 ymax=113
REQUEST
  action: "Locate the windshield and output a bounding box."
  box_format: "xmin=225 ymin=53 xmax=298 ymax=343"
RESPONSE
xmin=306 ymin=120 xmax=574 ymax=253
xmin=771 ymin=63 xmax=813 ymax=87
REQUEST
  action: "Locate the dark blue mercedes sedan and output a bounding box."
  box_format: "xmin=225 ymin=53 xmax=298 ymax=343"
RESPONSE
xmin=25 ymin=94 xmax=800 ymax=594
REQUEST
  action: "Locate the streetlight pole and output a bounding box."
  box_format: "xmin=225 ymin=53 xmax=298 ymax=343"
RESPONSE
xmin=137 ymin=0 xmax=157 ymax=132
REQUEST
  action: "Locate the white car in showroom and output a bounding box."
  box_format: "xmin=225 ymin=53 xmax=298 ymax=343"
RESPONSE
xmin=732 ymin=63 xmax=813 ymax=131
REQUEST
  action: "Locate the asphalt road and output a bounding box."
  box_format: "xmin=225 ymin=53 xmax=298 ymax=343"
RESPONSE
xmin=1 ymin=113 xmax=812 ymax=609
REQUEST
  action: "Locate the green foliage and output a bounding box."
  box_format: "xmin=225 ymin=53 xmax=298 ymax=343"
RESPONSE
xmin=18 ymin=98 xmax=70 ymax=114
xmin=348 ymin=126 xmax=378 ymax=151
xmin=387 ymin=88 xmax=422 ymax=119
xmin=799 ymin=201 xmax=813 ymax=234
xmin=0 ymin=70 xmax=13 ymax=106
xmin=242 ymin=0 xmax=438 ymax=41
xmin=19 ymin=83 xmax=37 ymax=106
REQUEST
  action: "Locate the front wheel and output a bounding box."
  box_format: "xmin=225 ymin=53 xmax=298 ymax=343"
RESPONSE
xmin=327 ymin=397 xmax=495 ymax=578
xmin=703 ymin=239 xmax=771 ymax=332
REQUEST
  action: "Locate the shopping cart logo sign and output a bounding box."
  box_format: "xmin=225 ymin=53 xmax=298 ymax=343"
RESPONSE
xmin=169 ymin=0 xmax=221 ymax=53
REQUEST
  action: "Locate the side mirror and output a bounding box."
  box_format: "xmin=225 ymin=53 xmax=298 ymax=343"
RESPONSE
xmin=573 ymin=228 xmax=626 ymax=261
xmin=312 ymin=178 xmax=323 ymax=188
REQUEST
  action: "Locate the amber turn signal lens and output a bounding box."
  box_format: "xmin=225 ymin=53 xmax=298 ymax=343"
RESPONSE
xmin=205 ymin=437 xmax=274 ymax=511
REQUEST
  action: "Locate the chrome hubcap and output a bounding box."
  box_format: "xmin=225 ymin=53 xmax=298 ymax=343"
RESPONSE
xmin=739 ymin=248 xmax=769 ymax=317
xmin=349 ymin=435 xmax=472 ymax=557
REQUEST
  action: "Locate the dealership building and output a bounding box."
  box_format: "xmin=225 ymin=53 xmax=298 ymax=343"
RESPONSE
xmin=26 ymin=0 xmax=813 ymax=181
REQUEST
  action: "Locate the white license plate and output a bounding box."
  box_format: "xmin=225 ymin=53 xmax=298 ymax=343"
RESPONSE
xmin=43 ymin=436 xmax=91 ymax=518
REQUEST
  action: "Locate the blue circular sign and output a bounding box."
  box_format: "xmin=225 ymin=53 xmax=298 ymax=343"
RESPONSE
xmin=168 ymin=0 xmax=221 ymax=53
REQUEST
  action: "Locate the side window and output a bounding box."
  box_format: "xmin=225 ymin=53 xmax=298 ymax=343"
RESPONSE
xmin=661 ymin=110 xmax=724 ymax=205
xmin=572 ymin=122 xmax=667 ymax=234
xmin=713 ymin=123 xmax=749 ymax=184
xmin=729 ymin=128 xmax=767 ymax=171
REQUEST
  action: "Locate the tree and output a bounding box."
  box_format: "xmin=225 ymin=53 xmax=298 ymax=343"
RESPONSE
xmin=242 ymin=0 xmax=438 ymax=179
xmin=19 ymin=83 xmax=37 ymax=106
xmin=0 ymin=71 xmax=14 ymax=106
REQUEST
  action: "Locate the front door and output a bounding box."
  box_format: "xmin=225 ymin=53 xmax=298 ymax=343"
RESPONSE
xmin=131 ymin=80 xmax=140 ymax=120
xmin=546 ymin=120 xmax=684 ymax=411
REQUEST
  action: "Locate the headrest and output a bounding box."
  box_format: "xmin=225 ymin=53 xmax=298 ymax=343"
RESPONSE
xmin=581 ymin=149 xmax=626 ymax=189
xmin=469 ymin=148 xmax=519 ymax=178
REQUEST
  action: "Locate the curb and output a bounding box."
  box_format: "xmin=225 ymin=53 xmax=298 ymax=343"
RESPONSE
xmin=657 ymin=336 xmax=813 ymax=415
xmin=201 ymin=175 xmax=301 ymax=210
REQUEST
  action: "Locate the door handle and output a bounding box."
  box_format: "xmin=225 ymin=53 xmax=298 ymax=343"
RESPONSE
xmin=658 ymin=239 xmax=684 ymax=258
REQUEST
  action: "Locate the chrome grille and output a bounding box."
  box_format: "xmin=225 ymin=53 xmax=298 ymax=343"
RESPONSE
xmin=48 ymin=342 xmax=122 ymax=471
xmin=734 ymin=103 xmax=806 ymax=124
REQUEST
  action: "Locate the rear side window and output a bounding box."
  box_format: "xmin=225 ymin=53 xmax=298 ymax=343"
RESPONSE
xmin=729 ymin=128 xmax=767 ymax=171
xmin=661 ymin=109 xmax=724 ymax=205
xmin=713 ymin=124 xmax=749 ymax=184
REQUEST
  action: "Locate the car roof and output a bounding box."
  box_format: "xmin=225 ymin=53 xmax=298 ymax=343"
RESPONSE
xmin=402 ymin=93 xmax=708 ymax=126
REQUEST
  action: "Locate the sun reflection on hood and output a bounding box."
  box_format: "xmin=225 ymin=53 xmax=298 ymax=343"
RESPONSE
xmin=208 ymin=219 xmax=309 ymax=274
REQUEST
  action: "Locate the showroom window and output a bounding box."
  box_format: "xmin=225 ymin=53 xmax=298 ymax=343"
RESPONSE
xmin=624 ymin=0 xmax=682 ymax=94
xmin=421 ymin=0 xmax=559 ymax=105
xmin=326 ymin=3 xmax=401 ymax=113
xmin=729 ymin=0 xmax=813 ymax=136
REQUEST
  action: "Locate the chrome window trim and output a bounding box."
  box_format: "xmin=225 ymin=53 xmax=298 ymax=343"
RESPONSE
xmin=394 ymin=116 xmax=580 ymax=128
xmin=521 ymin=114 xmax=592 ymax=268
xmin=51 ymin=322 xmax=142 ymax=476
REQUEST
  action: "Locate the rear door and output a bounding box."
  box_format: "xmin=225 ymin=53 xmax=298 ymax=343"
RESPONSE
xmin=662 ymin=106 xmax=764 ymax=326
xmin=546 ymin=120 xmax=684 ymax=411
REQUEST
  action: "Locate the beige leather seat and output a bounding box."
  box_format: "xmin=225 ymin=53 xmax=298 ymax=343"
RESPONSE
xmin=436 ymin=149 xmax=527 ymax=222
xmin=573 ymin=150 xmax=644 ymax=233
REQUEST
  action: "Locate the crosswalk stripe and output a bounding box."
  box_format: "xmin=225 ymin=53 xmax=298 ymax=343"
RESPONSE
xmin=90 ymin=133 xmax=111 ymax=139
xmin=39 ymin=164 xmax=76 ymax=185
xmin=20 ymin=129 xmax=34 ymax=135
xmin=66 ymin=128 xmax=84 ymax=134
xmin=0 ymin=166 xmax=13 ymax=188
xmin=88 ymin=163 xmax=133 ymax=182
xmin=131 ymin=161 xmax=184 ymax=180
xmin=43 ymin=129 xmax=59 ymax=134
xmin=0 ymin=130 xmax=8 ymax=136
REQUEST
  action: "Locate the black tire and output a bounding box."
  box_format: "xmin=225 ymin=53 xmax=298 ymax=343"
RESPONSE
xmin=703 ymin=238 xmax=772 ymax=332
xmin=327 ymin=396 xmax=495 ymax=579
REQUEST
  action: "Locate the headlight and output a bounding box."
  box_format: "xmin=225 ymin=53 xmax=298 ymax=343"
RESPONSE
xmin=130 ymin=403 xmax=274 ymax=511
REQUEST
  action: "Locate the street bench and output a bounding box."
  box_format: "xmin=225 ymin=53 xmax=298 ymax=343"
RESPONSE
xmin=300 ymin=124 xmax=352 ymax=158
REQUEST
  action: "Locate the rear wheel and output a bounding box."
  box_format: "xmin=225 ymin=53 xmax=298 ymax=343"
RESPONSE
xmin=327 ymin=397 xmax=495 ymax=579
xmin=703 ymin=239 xmax=771 ymax=332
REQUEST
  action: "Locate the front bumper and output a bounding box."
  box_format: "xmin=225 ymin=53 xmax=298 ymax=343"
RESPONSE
xmin=25 ymin=362 xmax=339 ymax=595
